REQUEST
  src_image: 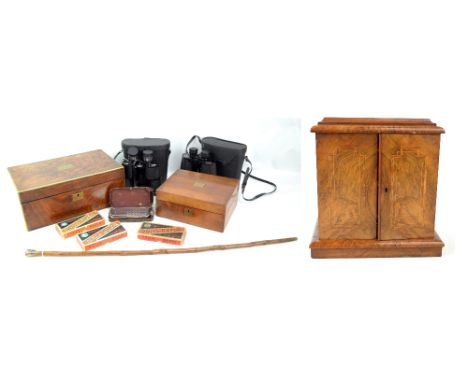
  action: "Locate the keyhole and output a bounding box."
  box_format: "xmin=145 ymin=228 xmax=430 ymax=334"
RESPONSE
xmin=384 ymin=187 xmax=389 ymax=193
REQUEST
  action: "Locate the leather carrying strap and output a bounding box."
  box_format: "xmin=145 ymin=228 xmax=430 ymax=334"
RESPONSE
xmin=185 ymin=135 xmax=202 ymax=153
xmin=240 ymin=156 xmax=277 ymax=201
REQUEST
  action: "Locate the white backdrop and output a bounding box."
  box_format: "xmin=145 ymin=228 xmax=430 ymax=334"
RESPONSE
xmin=1 ymin=118 xmax=301 ymax=252
xmin=1 ymin=1 xmax=467 ymax=382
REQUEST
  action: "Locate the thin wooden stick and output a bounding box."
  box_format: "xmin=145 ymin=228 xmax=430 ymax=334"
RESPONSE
xmin=26 ymin=237 xmax=298 ymax=257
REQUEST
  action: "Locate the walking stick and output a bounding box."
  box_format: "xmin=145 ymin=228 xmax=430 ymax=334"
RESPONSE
xmin=26 ymin=237 xmax=298 ymax=257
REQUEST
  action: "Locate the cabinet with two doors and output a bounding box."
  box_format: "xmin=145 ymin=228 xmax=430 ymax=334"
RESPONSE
xmin=310 ymin=118 xmax=445 ymax=258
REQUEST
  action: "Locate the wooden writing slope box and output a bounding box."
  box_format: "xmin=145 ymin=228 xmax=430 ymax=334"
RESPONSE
xmin=8 ymin=150 xmax=124 ymax=231
xmin=310 ymin=118 xmax=445 ymax=258
xmin=156 ymin=169 xmax=239 ymax=232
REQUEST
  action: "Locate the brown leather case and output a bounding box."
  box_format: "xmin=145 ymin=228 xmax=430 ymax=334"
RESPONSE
xmin=8 ymin=150 xmax=124 ymax=231
xmin=156 ymin=170 xmax=239 ymax=232
xmin=108 ymin=187 xmax=154 ymax=222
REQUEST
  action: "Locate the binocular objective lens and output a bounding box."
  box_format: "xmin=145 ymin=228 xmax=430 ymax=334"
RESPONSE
xmin=142 ymin=149 xmax=154 ymax=163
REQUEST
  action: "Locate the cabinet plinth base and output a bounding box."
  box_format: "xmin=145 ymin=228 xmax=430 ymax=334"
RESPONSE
xmin=310 ymin=224 xmax=444 ymax=258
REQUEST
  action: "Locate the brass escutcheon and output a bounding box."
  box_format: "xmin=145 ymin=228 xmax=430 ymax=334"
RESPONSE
xmin=72 ymin=191 xmax=84 ymax=202
xmin=183 ymin=207 xmax=193 ymax=216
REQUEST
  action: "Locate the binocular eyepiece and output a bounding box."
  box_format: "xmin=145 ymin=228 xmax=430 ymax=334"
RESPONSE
xmin=181 ymin=147 xmax=217 ymax=175
xmin=120 ymin=138 xmax=170 ymax=189
xmin=142 ymin=149 xmax=154 ymax=163
xmin=123 ymin=147 xmax=161 ymax=188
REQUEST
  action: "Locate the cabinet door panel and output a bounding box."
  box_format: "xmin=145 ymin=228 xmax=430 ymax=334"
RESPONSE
xmin=380 ymin=134 xmax=440 ymax=240
xmin=316 ymin=134 xmax=378 ymax=239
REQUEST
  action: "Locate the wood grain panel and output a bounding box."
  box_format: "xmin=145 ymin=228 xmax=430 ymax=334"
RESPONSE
xmin=156 ymin=200 xmax=226 ymax=232
xmin=380 ymin=134 xmax=440 ymax=240
xmin=316 ymin=134 xmax=378 ymax=239
xmin=22 ymin=178 xmax=124 ymax=231
xmin=319 ymin=117 xmax=436 ymax=125
xmin=156 ymin=170 xmax=239 ymax=232
xmin=156 ymin=170 xmax=239 ymax=213
xmin=8 ymin=150 xmax=123 ymax=202
xmin=311 ymin=117 xmax=445 ymax=134
xmin=310 ymin=224 xmax=444 ymax=258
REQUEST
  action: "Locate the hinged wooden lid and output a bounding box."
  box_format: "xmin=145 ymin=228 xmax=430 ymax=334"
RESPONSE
xmin=311 ymin=117 xmax=445 ymax=134
xmin=8 ymin=150 xmax=123 ymax=203
xmin=156 ymin=170 xmax=239 ymax=215
xmin=110 ymin=187 xmax=153 ymax=207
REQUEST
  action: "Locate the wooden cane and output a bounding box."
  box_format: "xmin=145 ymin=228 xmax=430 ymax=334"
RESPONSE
xmin=26 ymin=237 xmax=298 ymax=257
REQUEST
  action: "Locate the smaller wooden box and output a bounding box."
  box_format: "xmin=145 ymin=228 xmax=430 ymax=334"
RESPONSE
xmin=8 ymin=150 xmax=124 ymax=231
xmin=156 ymin=170 xmax=239 ymax=232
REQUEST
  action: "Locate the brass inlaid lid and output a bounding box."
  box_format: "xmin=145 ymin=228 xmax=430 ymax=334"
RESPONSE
xmin=156 ymin=170 xmax=239 ymax=214
xmin=8 ymin=150 xmax=123 ymax=203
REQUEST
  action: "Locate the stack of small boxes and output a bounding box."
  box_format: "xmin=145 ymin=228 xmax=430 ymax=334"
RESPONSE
xmin=55 ymin=211 xmax=127 ymax=250
xmin=55 ymin=211 xmax=186 ymax=250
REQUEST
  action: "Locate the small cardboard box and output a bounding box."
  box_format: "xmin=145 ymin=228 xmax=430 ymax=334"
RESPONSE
xmin=55 ymin=210 xmax=106 ymax=238
xmin=156 ymin=170 xmax=239 ymax=232
xmin=76 ymin=221 xmax=127 ymax=250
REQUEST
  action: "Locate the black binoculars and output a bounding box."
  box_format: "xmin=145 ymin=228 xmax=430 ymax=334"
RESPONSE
xmin=179 ymin=136 xmax=247 ymax=179
xmin=180 ymin=147 xmax=217 ymax=175
xmin=121 ymin=138 xmax=170 ymax=189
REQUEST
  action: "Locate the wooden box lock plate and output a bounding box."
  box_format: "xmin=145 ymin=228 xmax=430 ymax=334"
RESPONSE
xmin=310 ymin=117 xmax=445 ymax=258
xmin=183 ymin=207 xmax=193 ymax=216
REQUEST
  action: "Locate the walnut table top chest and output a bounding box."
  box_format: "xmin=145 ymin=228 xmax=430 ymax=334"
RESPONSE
xmin=310 ymin=117 xmax=445 ymax=258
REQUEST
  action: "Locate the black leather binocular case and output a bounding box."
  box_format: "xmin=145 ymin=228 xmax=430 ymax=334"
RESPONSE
xmin=180 ymin=135 xmax=277 ymax=201
xmin=180 ymin=136 xmax=246 ymax=179
xmin=119 ymin=138 xmax=171 ymax=189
